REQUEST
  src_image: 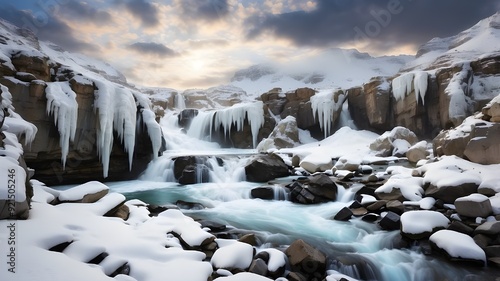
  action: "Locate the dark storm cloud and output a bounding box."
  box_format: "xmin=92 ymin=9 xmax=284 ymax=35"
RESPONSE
xmin=246 ymin=0 xmax=500 ymax=50
xmin=128 ymin=42 xmax=178 ymax=57
xmin=179 ymin=0 xmax=229 ymax=21
xmin=61 ymin=0 xmax=112 ymax=24
xmin=0 ymin=5 xmax=98 ymax=52
xmin=124 ymin=0 xmax=160 ymax=27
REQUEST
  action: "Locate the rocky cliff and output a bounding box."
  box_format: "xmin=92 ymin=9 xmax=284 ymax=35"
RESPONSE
xmin=0 ymin=19 xmax=164 ymax=185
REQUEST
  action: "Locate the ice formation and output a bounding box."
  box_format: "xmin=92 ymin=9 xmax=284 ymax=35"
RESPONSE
xmin=392 ymin=71 xmax=428 ymax=105
xmin=187 ymin=101 xmax=264 ymax=148
xmin=310 ymin=90 xmax=346 ymax=138
xmin=45 ymin=82 xmax=78 ymax=167
xmin=93 ymin=80 xmax=137 ymax=177
xmin=446 ymin=63 xmax=472 ymax=121
xmin=0 ymin=84 xmax=37 ymax=145
xmin=141 ymin=108 xmax=162 ymax=160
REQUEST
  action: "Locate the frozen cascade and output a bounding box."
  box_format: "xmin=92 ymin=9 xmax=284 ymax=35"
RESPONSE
xmin=141 ymin=108 xmax=162 ymax=160
xmin=446 ymin=63 xmax=473 ymax=121
xmin=310 ymin=90 xmax=346 ymax=138
xmin=45 ymin=82 xmax=78 ymax=167
xmin=187 ymin=101 xmax=265 ymax=148
xmin=413 ymin=71 xmax=428 ymax=105
xmin=93 ymin=80 xmax=137 ymax=177
xmin=175 ymin=93 xmax=186 ymax=110
xmin=0 ymin=84 xmax=37 ymax=145
xmin=337 ymin=101 xmax=358 ymax=130
xmin=392 ymin=71 xmax=429 ymax=105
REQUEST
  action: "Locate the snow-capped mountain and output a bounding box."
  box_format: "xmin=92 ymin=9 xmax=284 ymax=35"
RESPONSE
xmin=402 ymin=11 xmax=500 ymax=71
xmin=229 ymin=48 xmax=413 ymax=96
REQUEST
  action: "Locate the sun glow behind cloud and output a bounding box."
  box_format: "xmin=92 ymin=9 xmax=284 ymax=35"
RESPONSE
xmin=1 ymin=0 xmax=498 ymax=90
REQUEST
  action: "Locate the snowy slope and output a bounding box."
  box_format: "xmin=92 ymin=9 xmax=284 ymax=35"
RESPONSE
xmin=229 ymin=48 xmax=413 ymax=97
xmin=402 ymin=12 xmax=500 ymax=71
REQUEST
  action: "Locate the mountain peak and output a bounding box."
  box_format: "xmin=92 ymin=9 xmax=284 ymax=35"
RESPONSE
xmin=403 ymin=12 xmax=500 ymax=71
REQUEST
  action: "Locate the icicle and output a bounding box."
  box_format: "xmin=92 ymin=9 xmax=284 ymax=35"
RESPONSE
xmin=93 ymin=80 xmax=137 ymax=177
xmin=45 ymin=82 xmax=78 ymax=168
xmin=413 ymin=71 xmax=428 ymax=105
xmin=310 ymin=90 xmax=346 ymax=138
xmin=392 ymin=73 xmax=414 ymax=102
xmin=141 ymin=108 xmax=162 ymax=159
xmin=187 ymin=102 xmax=264 ymax=148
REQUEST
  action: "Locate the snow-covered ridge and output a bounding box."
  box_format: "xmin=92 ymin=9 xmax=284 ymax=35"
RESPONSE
xmin=229 ymin=48 xmax=413 ymax=97
xmin=402 ymin=12 xmax=500 ymax=71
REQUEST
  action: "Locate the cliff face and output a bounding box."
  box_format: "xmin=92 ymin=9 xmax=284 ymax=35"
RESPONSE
xmin=0 ymin=20 xmax=164 ymax=185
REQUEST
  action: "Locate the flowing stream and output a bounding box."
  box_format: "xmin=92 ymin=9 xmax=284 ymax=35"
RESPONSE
xmin=107 ymin=110 xmax=499 ymax=281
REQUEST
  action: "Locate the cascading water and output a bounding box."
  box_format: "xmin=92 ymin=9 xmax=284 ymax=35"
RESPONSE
xmin=125 ymin=104 xmax=498 ymax=281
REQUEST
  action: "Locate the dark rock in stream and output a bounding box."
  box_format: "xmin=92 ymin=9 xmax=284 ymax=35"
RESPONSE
xmin=250 ymin=186 xmax=275 ymax=200
xmin=285 ymin=239 xmax=326 ymax=280
xmin=245 ymin=153 xmax=290 ymax=182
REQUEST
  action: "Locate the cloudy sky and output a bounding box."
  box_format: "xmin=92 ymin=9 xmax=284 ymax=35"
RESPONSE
xmin=0 ymin=0 xmax=498 ymax=89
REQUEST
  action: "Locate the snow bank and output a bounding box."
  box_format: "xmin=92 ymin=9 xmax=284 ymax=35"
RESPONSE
xmin=310 ymin=90 xmax=346 ymax=138
xmin=400 ymin=210 xmax=449 ymax=234
xmin=429 ymin=230 xmax=486 ymax=264
xmin=57 ymin=181 xmax=109 ymax=202
xmin=214 ymin=272 xmax=273 ymax=281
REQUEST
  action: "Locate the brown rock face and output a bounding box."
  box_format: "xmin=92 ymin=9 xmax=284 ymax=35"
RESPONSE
xmin=464 ymin=123 xmax=500 ymax=164
xmin=4 ymin=77 xmax=160 ymax=185
xmin=347 ymin=86 xmax=370 ymax=130
xmin=364 ymin=77 xmax=392 ymax=132
xmin=10 ymin=54 xmax=51 ymax=81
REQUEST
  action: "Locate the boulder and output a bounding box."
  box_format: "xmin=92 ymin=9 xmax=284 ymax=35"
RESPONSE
xmin=454 ymin=193 xmax=493 ymax=218
xmin=245 ymin=154 xmax=290 ymax=182
xmin=178 ymin=164 xmax=210 ymax=185
xmin=257 ymin=116 xmax=300 ymax=152
xmin=10 ymin=53 xmax=50 ymax=81
xmin=369 ymin=126 xmax=418 ymax=157
xmin=177 ymin=109 xmax=199 ymax=130
xmin=482 ymin=94 xmax=500 ymax=122
xmin=307 ymin=173 xmax=337 ymax=201
xmin=378 ymin=211 xmax=400 ymax=231
xmin=333 ymin=207 xmax=353 ymax=221
xmin=250 ymin=186 xmax=275 ymax=200
xmin=400 ymin=210 xmax=450 ymax=240
xmin=425 ymin=182 xmax=478 ymax=204
xmin=406 ymin=141 xmax=429 ymax=163
xmin=285 ymin=239 xmax=326 ymax=278
xmin=299 ymin=153 xmax=333 ymax=173
xmin=429 ymin=230 xmax=486 ymax=267
xmin=474 ymin=221 xmax=500 ymax=236
xmin=464 ymin=123 xmax=500 ymax=164
xmin=57 ymin=181 xmax=109 ymax=203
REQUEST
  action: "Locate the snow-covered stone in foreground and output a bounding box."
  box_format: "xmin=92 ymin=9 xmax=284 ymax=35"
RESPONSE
xmin=212 ymin=239 xmax=254 ymax=270
xmin=57 ymin=181 xmax=109 ymax=203
xmin=214 ymin=272 xmax=273 ymax=281
xmin=400 ymin=210 xmax=450 ymax=239
xmin=375 ymin=175 xmax=424 ymax=201
xmin=455 ymin=193 xmax=492 ymax=218
xmin=429 ymin=230 xmax=486 ymax=266
xmin=300 ymin=153 xmax=333 ymax=173
xmin=369 ymin=126 xmax=418 ymax=157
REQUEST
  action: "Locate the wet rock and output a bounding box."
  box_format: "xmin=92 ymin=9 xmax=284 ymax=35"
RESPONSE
xmin=447 ymin=221 xmax=474 ymax=236
xmin=361 ymin=213 xmax=380 ymax=222
xmin=238 ymin=233 xmax=258 ymax=246
xmin=425 ymin=182 xmax=478 ymax=204
xmin=333 ymin=207 xmax=353 ymax=221
xmin=455 ymin=194 xmax=493 ymax=218
xmin=474 ymin=221 xmax=500 ymax=236
xmin=177 ymin=108 xmax=199 ymax=129
xmin=175 ymin=200 xmax=205 ymax=210
xmin=473 ymin=234 xmax=492 ymax=249
xmin=485 ymin=246 xmax=500 ymax=258
xmin=378 ymin=211 xmax=400 ymax=231
xmin=199 ymin=220 xmax=226 ymax=232
xmin=249 ymin=258 xmax=268 ymax=277
xmin=250 ymin=186 xmax=275 ymax=200
xmin=178 ymin=164 xmax=210 ymax=185
xmin=307 ymin=174 xmax=337 ymax=201
xmin=367 ymin=200 xmax=388 ymax=212
xmin=386 ymin=200 xmax=405 ymax=214
xmin=245 ymin=153 xmax=290 ymax=182
xmin=285 ymin=239 xmax=326 ymax=279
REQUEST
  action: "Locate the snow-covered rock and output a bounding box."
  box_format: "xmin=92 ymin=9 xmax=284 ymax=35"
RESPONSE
xmin=455 ymin=193 xmax=493 ymax=218
xmin=400 ymin=210 xmax=450 ymax=240
xmin=369 ymin=126 xmax=418 ymax=157
xmin=211 ymin=240 xmax=254 ymax=271
xmin=257 ymin=116 xmax=300 ymax=152
xmin=429 ymin=230 xmax=486 ymax=266
xmin=375 ymin=175 xmax=424 ymax=201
